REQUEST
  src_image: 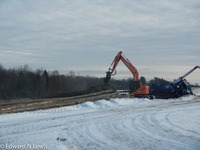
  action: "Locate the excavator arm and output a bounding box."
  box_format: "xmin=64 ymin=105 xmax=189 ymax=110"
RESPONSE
xmin=104 ymin=51 xmax=139 ymax=84
xmin=104 ymin=51 xmax=149 ymax=95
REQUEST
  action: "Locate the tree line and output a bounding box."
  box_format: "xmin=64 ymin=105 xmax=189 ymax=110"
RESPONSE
xmin=0 ymin=64 xmax=129 ymax=100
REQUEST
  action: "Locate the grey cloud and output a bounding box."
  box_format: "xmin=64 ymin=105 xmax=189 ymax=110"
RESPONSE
xmin=0 ymin=0 xmax=199 ymax=82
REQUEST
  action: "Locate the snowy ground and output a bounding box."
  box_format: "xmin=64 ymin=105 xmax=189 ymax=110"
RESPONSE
xmin=0 ymin=89 xmax=200 ymax=150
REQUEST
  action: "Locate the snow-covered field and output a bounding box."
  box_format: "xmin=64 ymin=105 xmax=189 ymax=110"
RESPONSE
xmin=0 ymin=89 xmax=200 ymax=150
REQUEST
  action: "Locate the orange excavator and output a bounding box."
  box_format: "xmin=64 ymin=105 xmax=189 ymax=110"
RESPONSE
xmin=104 ymin=51 xmax=149 ymax=97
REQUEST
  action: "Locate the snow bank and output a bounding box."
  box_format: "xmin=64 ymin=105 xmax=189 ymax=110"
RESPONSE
xmin=79 ymin=101 xmax=97 ymax=108
xmin=74 ymin=98 xmax=152 ymax=110
xmin=34 ymin=93 xmax=198 ymax=112
xmin=74 ymin=93 xmax=198 ymax=110
xmin=110 ymin=98 xmax=150 ymax=105
xmin=193 ymin=88 xmax=200 ymax=96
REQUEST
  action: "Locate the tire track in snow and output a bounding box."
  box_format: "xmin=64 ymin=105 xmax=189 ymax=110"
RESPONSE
xmin=57 ymin=101 xmax=200 ymax=150
xmin=129 ymin=106 xmax=199 ymax=150
xmin=165 ymin=108 xmax=200 ymax=137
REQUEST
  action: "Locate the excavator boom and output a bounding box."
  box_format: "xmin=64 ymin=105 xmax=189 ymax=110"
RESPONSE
xmin=104 ymin=51 xmax=149 ymax=96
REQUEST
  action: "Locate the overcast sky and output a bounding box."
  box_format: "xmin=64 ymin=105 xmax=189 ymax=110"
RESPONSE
xmin=0 ymin=0 xmax=199 ymax=83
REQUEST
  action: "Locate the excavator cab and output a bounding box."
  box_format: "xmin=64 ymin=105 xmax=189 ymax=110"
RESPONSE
xmin=129 ymin=76 xmax=147 ymax=92
xmin=129 ymin=80 xmax=140 ymax=92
